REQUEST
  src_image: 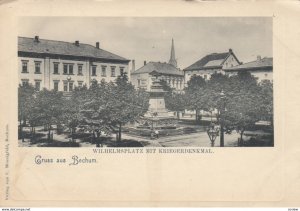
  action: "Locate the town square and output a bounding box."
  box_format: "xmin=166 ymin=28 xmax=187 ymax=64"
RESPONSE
xmin=18 ymin=17 xmax=273 ymax=148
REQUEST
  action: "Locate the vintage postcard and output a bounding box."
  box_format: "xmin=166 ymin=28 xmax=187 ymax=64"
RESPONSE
xmin=0 ymin=0 xmax=300 ymax=208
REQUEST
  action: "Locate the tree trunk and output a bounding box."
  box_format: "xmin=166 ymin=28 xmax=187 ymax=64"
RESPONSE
xmin=92 ymin=130 xmax=96 ymax=144
xmin=96 ymin=131 xmax=101 ymax=147
xmin=57 ymin=124 xmax=61 ymax=134
xmin=216 ymin=109 xmax=220 ymax=124
xmin=19 ymin=120 xmax=24 ymax=142
xmin=31 ymin=126 xmax=34 ymax=141
xmin=118 ymin=124 xmax=122 ymax=142
xmin=71 ymin=128 xmax=74 ymax=141
xmin=23 ymin=117 xmax=26 ymax=126
xmin=240 ymin=130 xmax=244 ymax=146
xmin=48 ymin=124 xmax=51 ymax=141
xmin=220 ymin=124 xmax=224 ymax=147
xmin=195 ymin=109 xmax=199 ymax=122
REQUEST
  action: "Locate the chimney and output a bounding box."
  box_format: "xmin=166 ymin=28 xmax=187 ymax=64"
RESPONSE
xmin=257 ymin=55 xmax=261 ymax=61
xmin=229 ymin=48 xmax=233 ymax=53
xmin=96 ymin=42 xmax=100 ymax=49
xmin=75 ymin=40 xmax=79 ymax=46
xmin=132 ymin=59 xmax=135 ymax=72
xmin=34 ymin=36 xmax=39 ymax=42
xmin=144 ymin=61 xmax=147 ymax=66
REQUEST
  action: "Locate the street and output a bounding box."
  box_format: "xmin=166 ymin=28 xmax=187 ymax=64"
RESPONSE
xmin=123 ymin=131 xmax=241 ymax=147
xmin=19 ymin=126 xmax=256 ymax=148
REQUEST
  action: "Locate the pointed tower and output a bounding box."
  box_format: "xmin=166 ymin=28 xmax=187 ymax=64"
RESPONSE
xmin=168 ymin=38 xmax=177 ymax=67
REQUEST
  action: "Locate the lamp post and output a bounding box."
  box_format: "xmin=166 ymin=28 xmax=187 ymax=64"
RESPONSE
xmin=219 ymin=90 xmax=226 ymax=147
xmin=207 ymin=123 xmax=219 ymax=147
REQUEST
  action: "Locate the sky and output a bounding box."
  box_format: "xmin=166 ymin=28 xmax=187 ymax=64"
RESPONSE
xmin=19 ymin=17 xmax=272 ymax=70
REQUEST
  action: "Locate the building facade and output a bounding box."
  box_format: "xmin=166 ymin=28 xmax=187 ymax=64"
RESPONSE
xmin=183 ymin=49 xmax=241 ymax=84
xmin=224 ymin=56 xmax=273 ymax=82
xmin=18 ymin=36 xmax=130 ymax=92
xmin=131 ymin=39 xmax=184 ymax=91
xmin=131 ymin=62 xmax=184 ymax=91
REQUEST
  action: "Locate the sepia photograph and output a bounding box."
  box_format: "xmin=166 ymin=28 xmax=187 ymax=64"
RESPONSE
xmin=18 ymin=17 xmax=273 ymax=148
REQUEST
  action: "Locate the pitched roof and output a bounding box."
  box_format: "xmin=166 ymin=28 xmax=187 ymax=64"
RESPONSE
xmin=224 ymin=57 xmax=273 ymax=71
xmin=183 ymin=49 xmax=240 ymax=71
xmin=131 ymin=62 xmax=183 ymax=76
xmin=18 ymin=37 xmax=129 ymax=62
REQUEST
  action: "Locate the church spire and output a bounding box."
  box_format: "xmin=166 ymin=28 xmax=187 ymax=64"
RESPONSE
xmin=168 ymin=38 xmax=177 ymax=67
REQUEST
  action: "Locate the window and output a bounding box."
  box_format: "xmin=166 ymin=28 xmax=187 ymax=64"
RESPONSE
xmin=141 ymin=79 xmax=146 ymax=86
xmin=63 ymin=64 xmax=68 ymax=74
xmin=69 ymin=65 xmax=73 ymax=74
xmin=63 ymin=64 xmax=74 ymax=75
xmin=63 ymin=81 xmax=68 ymax=92
xmin=101 ymin=66 xmax=107 ymax=77
xmin=78 ymin=65 xmax=83 ymax=75
xmin=54 ymin=81 xmax=59 ymax=91
xmin=22 ymin=61 xmax=28 ymax=73
xmin=35 ymin=62 xmax=41 ymax=74
xmin=120 ymin=67 xmax=124 ymax=76
xmin=63 ymin=81 xmax=75 ymax=92
xmin=138 ymin=79 xmax=141 ymax=86
xmin=53 ymin=63 xmax=59 ymax=74
xmin=92 ymin=66 xmax=97 ymax=76
xmin=111 ymin=66 xmax=116 ymax=77
xmin=78 ymin=81 xmax=83 ymax=87
xmin=21 ymin=80 xmax=29 ymax=86
xmin=69 ymin=82 xmax=73 ymax=92
xmin=35 ymin=81 xmax=41 ymax=91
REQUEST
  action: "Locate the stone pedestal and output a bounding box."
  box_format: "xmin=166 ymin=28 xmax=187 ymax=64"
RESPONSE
xmin=142 ymin=76 xmax=176 ymax=129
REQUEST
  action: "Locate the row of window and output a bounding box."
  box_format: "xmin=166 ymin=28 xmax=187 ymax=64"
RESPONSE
xmin=21 ymin=80 xmax=42 ymax=91
xmin=137 ymin=79 xmax=183 ymax=89
xmin=21 ymin=60 xmax=125 ymax=77
xmin=161 ymin=78 xmax=184 ymax=86
xmin=22 ymin=61 xmax=42 ymax=74
xmin=21 ymin=80 xmax=84 ymax=92
xmin=91 ymin=65 xmax=124 ymax=77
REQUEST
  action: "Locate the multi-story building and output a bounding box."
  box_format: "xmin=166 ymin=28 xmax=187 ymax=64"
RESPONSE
xmin=18 ymin=36 xmax=130 ymax=92
xmin=224 ymin=56 xmax=273 ymax=82
xmin=131 ymin=39 xmax=184 ymax=91
xmin=183 ymin=49 xmax=241 ymax=84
